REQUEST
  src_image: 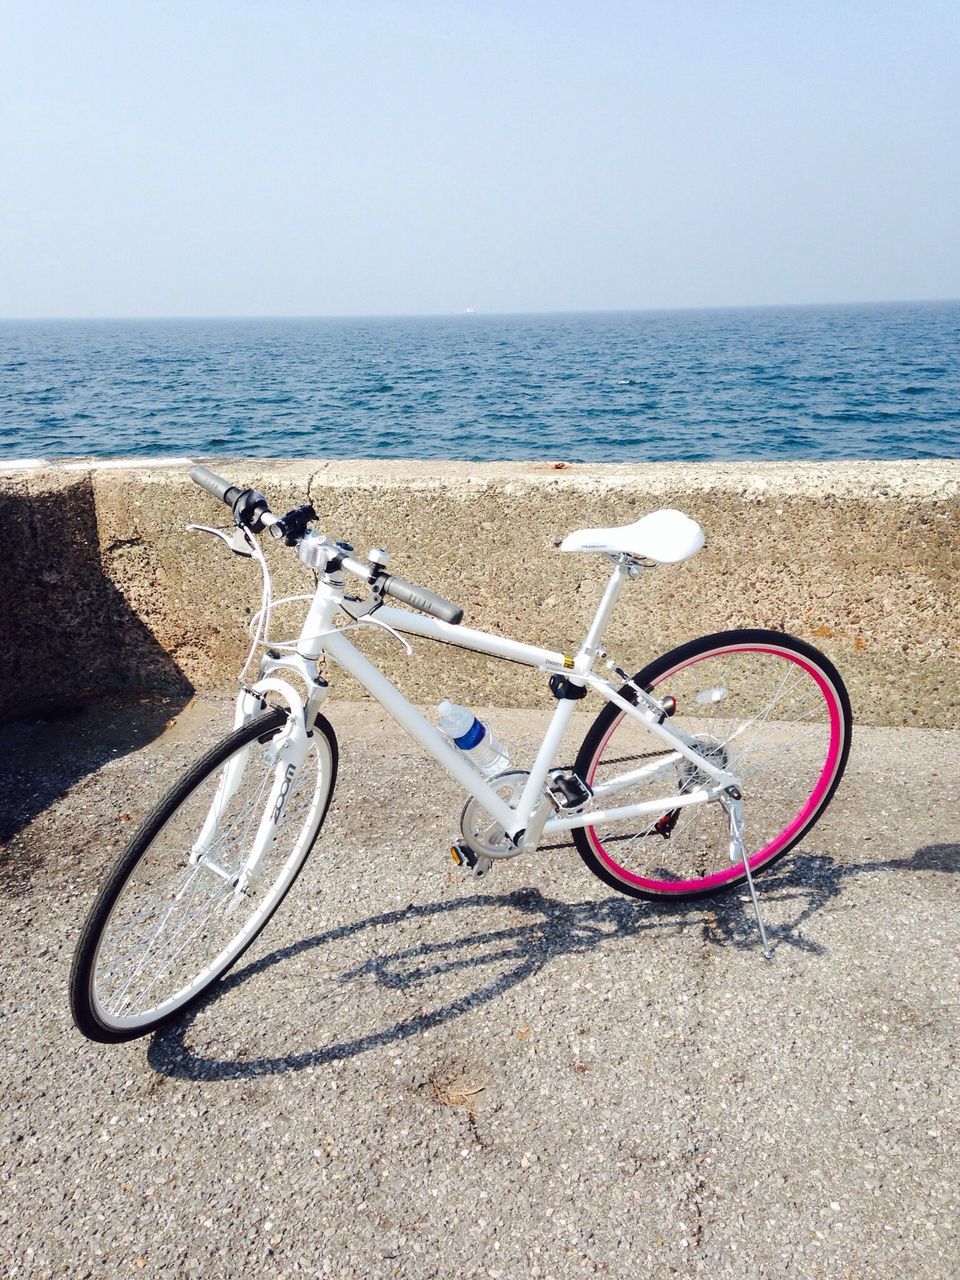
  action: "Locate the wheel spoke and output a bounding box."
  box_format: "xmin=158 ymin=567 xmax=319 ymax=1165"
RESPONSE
xmin=98 ymin=867 xmax=204 ymax=1008
xmin=125 ymin=880 xmax=237 ymax=1014
xmin=575 ymin=637 xmax=847 ymax=896
xmin=74 ymin=711 xmax=335 ymax=1038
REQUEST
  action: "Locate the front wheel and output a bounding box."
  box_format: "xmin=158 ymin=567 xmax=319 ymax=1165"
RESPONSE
xmin=572 ymin=629 xmax=852 ymax=899
xmin=70 ymin=708 xmax=338 ymax=1042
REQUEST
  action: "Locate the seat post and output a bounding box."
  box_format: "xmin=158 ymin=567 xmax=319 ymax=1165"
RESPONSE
xmin=578 ymin=561 xmax=629 ymax=664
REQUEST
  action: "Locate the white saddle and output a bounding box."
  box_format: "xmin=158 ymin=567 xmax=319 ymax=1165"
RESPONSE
xmin=559 ymin=508 xmax=704 ymax=564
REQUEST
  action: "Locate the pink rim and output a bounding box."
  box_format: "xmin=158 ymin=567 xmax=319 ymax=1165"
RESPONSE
xmin=584 ymin=643 xmax=844 ymax=894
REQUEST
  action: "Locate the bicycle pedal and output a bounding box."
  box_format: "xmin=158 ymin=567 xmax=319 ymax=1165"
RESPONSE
xmin=547 ymin=770 xmax=593 ymax=813
xmin=449 ymin=842 xmax=493 ymax=878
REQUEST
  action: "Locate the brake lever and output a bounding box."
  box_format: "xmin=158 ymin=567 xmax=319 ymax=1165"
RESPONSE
xmin=187 ymin=523 xmax=254 ymax=558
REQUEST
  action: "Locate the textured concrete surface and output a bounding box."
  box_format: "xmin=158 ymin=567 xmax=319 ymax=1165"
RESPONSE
xmin=1 ymin=459 xmax=958 ymax=727
xmin=0 ymin=467 xmax=190 ymax=721
xmin=1 ymin=694 xmax=958 ymax=1279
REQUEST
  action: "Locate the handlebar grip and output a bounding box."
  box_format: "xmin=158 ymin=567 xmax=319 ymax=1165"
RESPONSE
xmin=382 ymin=574 xmax=464 ymax=625
xmin=190 ymin=465 xmax=240 ymax=506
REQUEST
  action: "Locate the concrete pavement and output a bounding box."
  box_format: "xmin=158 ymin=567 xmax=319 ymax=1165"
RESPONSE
xmin=1 ymin=695 xmax=958 ymax=1279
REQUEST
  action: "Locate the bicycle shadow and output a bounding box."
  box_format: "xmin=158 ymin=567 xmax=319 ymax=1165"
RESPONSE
xmin=148 ymin=842 xmax=958 ymax=1082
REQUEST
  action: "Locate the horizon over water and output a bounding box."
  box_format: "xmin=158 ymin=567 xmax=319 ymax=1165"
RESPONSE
xmin=2 ymin=301 xmax=958 ymax=463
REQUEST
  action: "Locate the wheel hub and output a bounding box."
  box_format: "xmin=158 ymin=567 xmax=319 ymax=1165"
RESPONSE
xmin=677 ymin=735 xmax=728 ymax=792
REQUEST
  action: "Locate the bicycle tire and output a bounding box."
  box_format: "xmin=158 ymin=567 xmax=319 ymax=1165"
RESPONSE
xmin=70 ymin=707 xmax=338 ymax=1043
xmin=572 ymin=629 xmax=852 ymax=899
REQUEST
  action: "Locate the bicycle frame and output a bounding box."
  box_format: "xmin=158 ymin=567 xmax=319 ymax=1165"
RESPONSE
xmin=74 ymin=486 xmax=823 ymax=1044
xmin=239 ymin=557 xmax=742 ymax=865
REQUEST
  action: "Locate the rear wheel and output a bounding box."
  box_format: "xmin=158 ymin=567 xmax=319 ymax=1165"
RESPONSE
xmin=572 ymin=629 xmax=851 ymax=899
xmin=70 ymin=708 xmax=338 ymax=1042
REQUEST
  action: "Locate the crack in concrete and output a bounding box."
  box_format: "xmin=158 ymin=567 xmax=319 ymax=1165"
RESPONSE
xmin=103 ymin=536 xmax=146 ymax=555
xmin=305 ymin=465 xmax=329 ymax=507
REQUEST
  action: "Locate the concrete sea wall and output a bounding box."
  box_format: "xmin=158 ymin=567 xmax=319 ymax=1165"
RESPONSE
xmin=1 ymin=459 xmax=957 ymax=727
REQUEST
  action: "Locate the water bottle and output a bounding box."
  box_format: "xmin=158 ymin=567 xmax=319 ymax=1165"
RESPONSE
xmin=437 ymin=700 xmax=510 ymax=778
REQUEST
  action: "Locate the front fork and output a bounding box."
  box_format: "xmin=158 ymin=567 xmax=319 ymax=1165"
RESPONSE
xmin=189 ymin=679 xmax=314 ymax=899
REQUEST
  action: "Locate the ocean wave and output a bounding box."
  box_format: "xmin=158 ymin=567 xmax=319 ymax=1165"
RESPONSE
xmin=2 ymin=304 xmax=958 ymax=462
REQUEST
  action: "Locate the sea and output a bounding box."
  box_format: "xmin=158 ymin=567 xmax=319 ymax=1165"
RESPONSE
xmin=1 ymin=302 xmax=958 ymax=463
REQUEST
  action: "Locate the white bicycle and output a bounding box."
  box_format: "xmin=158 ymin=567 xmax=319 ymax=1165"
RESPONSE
xmin=70 ymin=466 xmax=852 ymax=1042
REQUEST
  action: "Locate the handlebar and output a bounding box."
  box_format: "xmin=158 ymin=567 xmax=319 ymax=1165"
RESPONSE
xmin=189 ymin=465 xmax=239 ymax=506
xmin=190 ymin=465 xmax=464 ymax=625
xmin=340 ymin=557 xmax=464 ymax=625
xmin=189 ymin=465 xmax=279 ymax=533
xmin=379 ymin=574 xmax=463 ymax=625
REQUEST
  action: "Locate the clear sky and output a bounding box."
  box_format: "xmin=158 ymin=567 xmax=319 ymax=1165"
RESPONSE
xmin=1 ymin=0 xmax=958 ymax=318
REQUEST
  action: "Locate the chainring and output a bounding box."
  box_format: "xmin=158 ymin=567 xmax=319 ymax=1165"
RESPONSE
xmin=459 ymin=770 xmax=530 ymax=859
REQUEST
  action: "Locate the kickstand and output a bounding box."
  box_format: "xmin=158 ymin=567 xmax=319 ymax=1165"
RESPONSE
xmin=724 ymin=789 xmax=773 ymax=959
